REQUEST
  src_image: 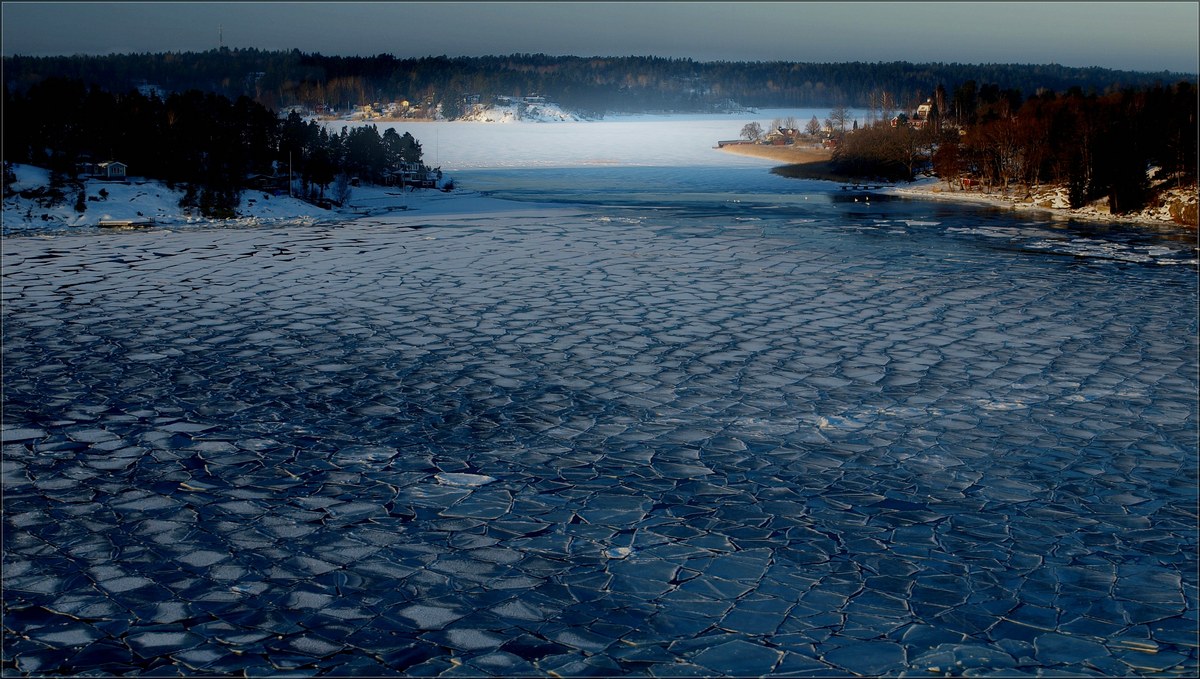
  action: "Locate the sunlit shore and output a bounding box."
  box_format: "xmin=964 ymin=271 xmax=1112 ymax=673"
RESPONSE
xmin=718 ymin=144 xmax=1198 ymax=229
xmin=883 ymin=180 xmax=1199 ymax=230
xmin=715 ymin=142 xmax=832 ymax=165
xmin=716 ymin=143 xmax=863 ymax=183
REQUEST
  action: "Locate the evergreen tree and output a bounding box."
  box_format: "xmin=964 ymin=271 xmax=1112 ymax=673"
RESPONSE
xmin=805 ymin=116 xmax=821 ymax=137
xmin=398 ymin=131 xmax=422 ymax=163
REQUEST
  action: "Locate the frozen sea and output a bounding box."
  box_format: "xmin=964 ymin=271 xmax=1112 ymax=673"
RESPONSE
xmin=3 ymin=113 xmax=1198 ymax=677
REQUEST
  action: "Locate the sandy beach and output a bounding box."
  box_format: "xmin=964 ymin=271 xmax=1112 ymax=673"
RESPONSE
xmin=715 ymin=142 xmax=832 ymax=165
xmin=716 ymin=142 xmax=861 ymax=183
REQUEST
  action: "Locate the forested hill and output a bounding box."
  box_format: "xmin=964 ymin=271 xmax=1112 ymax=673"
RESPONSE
xmin=4 ymin=49 xmax=1194 ymax=117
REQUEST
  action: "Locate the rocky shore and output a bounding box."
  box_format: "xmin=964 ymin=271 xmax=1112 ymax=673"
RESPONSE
xmin=882 ymin=179 xmax=1199 ymax=230
xmin=718 ymin=145 xmax=1198 ymax=229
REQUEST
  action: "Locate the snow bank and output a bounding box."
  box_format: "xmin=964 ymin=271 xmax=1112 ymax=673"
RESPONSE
xmin=7 ymin=164 xmax=52 ymax=192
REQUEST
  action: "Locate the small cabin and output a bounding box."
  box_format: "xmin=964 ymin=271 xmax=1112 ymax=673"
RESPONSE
xmin=99 ymin=161 xmax=126 ymax=179
xmin=78 ymin=161 xmax=128 ymax=180
xmin=247 ymin=173 xmax=288 ymax=193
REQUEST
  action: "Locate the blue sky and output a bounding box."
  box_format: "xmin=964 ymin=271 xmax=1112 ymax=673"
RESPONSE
xmin=2 ymin=1 xmax=1196 ymax=73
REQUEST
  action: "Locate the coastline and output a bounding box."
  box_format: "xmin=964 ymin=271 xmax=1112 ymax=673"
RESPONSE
xmin=880 ymin=179 xmax=1199 ymax=231
xmin=717 ymin=145 xmax=1198 ymax=230
xmin=8 ymin=153 xmax=1196 ymax=236
xmin=1 ymin=163 xmax=542 ymax=237
xmin=715 ymin=142 xmax=832 ymax=165
xmin=716 ymin=143 xmax=864 ymax=183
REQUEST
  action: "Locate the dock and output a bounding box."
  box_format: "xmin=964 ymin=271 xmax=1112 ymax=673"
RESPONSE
xmin=98 ymin=219 xmax=154 ymax=228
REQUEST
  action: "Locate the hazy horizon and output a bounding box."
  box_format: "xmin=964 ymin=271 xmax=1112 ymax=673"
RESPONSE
xmin=2 ymin=2 xmax=1197 ymax=75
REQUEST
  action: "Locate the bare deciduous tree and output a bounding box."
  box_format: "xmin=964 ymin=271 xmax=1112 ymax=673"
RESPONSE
xmin=880 ymin=91 xmax=896 ymax=125
xmin=828 ymin=106 xmax=852 ymax=135
xmin=740 ymin=122 xmax=763 ymax=141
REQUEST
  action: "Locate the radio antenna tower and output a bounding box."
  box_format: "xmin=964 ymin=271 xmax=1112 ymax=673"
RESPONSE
xmin=219 ymin=25 xmax=224 ymax=50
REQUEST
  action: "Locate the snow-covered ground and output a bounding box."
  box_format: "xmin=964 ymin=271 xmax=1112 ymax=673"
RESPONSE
xmin=3 ymin=165 xmax=330 ymax=233
xmin=457 ymin=101 xmax=586 ymax=123
xmin=1 ymin=164 xmax=536 ymax=236
xmin=882 ymin=176 xmax=1198 ymax=229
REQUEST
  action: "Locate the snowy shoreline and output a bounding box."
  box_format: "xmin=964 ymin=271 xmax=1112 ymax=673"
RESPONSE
xmin=879 ymin=177 xmax=1198 ymax=231
xmin=7 ymin=160 xmax=1196 ymax=238
xmin=3 ymin=164 xmax=567 ymax=237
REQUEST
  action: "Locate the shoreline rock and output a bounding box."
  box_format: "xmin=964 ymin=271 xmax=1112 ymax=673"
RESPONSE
xmin=881 ymin=179 xmax=1199 ymax=230
xmin=716 ymin=146 xmax=1198 ymax=230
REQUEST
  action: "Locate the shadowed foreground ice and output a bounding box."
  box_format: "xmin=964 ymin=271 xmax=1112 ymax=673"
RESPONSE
xmin=3 ymin=208 xmax=1197 ymax=677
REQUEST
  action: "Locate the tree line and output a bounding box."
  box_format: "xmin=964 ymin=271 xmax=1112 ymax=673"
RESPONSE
xmin=827 ymin=80 xmax=1197 ymax=215
xmin=3 ymin=78 xmax=426 ymax=216
xmin=4 ymin=49 xmax=1191 ymax=118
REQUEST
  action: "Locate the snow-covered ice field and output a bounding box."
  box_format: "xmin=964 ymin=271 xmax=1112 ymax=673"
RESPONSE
xmin=3 ymin=112 xmax=1198 ymax=676
xmin=329 ymin=108 xmax=858 ymax=170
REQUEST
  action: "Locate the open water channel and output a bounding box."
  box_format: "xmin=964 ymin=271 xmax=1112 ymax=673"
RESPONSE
xmin=3 ymin=114 xmax=1198 ymax=676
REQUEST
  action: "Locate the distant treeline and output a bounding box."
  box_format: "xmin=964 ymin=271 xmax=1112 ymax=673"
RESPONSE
xmin=3 ymin=49 xmax=1193 ymax=116
xmin=3 ymin=79 xmax=426 ymax=216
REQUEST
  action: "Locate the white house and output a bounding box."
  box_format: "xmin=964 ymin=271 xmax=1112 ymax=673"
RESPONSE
xmin=911 ymin=99 xmax=935 ymax=129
